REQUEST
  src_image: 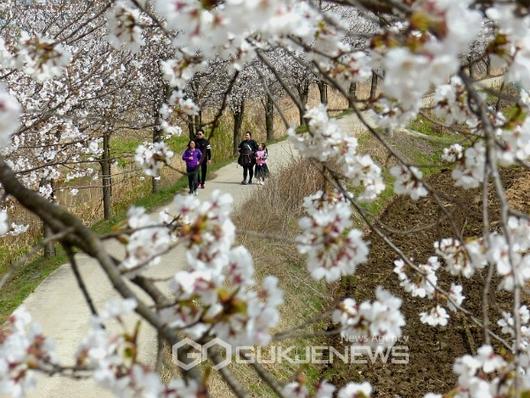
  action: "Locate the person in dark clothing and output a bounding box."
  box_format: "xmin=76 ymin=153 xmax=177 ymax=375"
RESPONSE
xmin=194 ymin=129 xmax=212 ymax=189
xmin=238 ymin=131 xmax=258 ymax=185
xmin=182 ymin=140 xmax=202 ymax=196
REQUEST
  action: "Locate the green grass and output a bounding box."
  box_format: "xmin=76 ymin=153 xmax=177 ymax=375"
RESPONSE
xmin=407 ymin=114 xmax=457 ymax=144
xmin=111 ymin=136 xmax=142 ymax=167
xmin=0 ymin=248 xmax=67 ymax=322
xmin=353 ymin=113 xmax=452 ymax=221
xmin=111 ymin=135 xmax=190 ymax=168
xmin=166 ymin=135 xmax=190 ymax=154
xmin=333 ymin=108 xmax=354 ymax=119
xmin=0 ymin=244 xmax=30 ymax=279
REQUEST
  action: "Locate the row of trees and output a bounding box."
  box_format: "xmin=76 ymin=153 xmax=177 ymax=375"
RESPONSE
xmin=0 ymin=0 xmax=382 ymax=241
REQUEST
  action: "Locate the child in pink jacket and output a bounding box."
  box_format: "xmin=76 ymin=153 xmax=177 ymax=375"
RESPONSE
xmin=254 ymin=143 xmax=270 ymax=185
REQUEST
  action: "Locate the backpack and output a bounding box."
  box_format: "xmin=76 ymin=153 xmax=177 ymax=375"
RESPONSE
xmin=238 ymin=143 xmax=254 ymax=167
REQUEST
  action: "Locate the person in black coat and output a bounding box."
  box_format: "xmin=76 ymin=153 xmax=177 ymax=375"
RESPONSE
xmin=194 ymin=129 xmax=212 ymax=189
xmin=238 ymin=131 xmax=258 ymax=185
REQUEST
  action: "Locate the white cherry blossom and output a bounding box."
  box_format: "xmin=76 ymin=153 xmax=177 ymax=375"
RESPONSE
xmin=297 ymin=191 xmax=369 ymax=282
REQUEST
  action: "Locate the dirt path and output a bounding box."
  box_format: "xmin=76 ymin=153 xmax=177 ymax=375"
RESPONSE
xmin=22 ymin=140 xmax=297 ymax=398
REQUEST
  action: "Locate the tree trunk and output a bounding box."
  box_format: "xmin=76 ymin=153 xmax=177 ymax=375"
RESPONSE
xmin=348 ymin=81 xmax=357 ymax=108
xmin=468 ymin=57 xmax=475 ymax=80
xmin=194 ymin=112 xmax=202 ymax=133
xmin=188 ymin=115 xmax=195 ymax=138
xmin=369 ymin=71 xmax=378 ymax=100
xmin=40 ymin=178 xmax=56 ymax=257
xmin=151 ymin=101 xmax=162 ymax=193
xmin=101 ymin=131 xmax=112 ymax=220
xmin=297 ymin=82 xmax=310 ymax=126
xmin=233 ymin=101 xmax=245 ymax=156
xmin=264 ymin=95 xmax=274 ymax=142
xmin=152 ymin=122 xmax=163 ymax=194
xmin=43 ymin=223 xmax=56 ymax=257
xmin=318 ymin=81 xmax=328 ymax=105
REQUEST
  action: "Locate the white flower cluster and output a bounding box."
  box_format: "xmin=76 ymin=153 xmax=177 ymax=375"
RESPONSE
xmin=420 ymin=304 xmax=450 ymax=327
xmin=76 ymin=298 xmax=201 ymax=398
xmin=282 ymin=379 xmax=372 ymax=398
xmin=442 ymin=143 xmax=464 ymax=163
xmin=297 ymin=191 xmax=369 ymax=283
xmin=438 ymin=341 xmax=530 ymax=398
xmin=390 ymin=165 xmax=428 ymax=201
xmin=159 ymin=104 xmax=183 ymax=137
xmin=451 ymin=142 xmax=486 ymax=189
xmin=434 ymin=238 xmax=484 ymax=278
xmin=121 ymin=207 xmax=173 ymax=273
xmin=173 ymin=190 xmax=235 ymax=270
xmin=370 ymin=98 xmax=418 ymax=131
xmin=159 ymin=59 xmax=202 ymax=117
xmin=154 ymin=0 xmax=330 ymax=63
xmin=0 ymin=209 xmax=8 ymax=236
xmin=14 ymin=33 xmax=72 ymax=81
xmin=429 ymin=343 xmax=530 ymax=398
xmin=289 ymin=104 xmax=384 ymax=201
xmin=156 ymin=191 xmax=284 ymax=347
xmin=493 ymin=217 xmax=530 ymax=291
xmin=435 ymin=217 xmax=530 ymax=291
xmin=487 ymin=4 xmax=530 ymax=91
xmin=0 ymin=209 xmax=28 ymax=237
xmin=135 ymin=141 xmax=174 ymax=177
xmin=332 ymin=287 xmax=405 ymax=348
xmin=498 ymin=116 xmax=530 ymax=166
xmin=497 ymin=305 xmax=530 ymax=350
xmin=161 ymin=57 xmax=205 ymax=91
xmin=0 ymin=307 xmax=55 ymax=398
xmin=393 ymin=257 xmax=439 ymax=299
xmin=394 ymin=256 xmax=465 ymax=327
xmin=107 ymin=1 xmax=145 ymax=53
xmin=451 ymin=345 xmax=508 ymax=398
xmin=176 ymin=96 xmax=200 ymax=117
xmin=432 ymin=77 xmax=476 ymax=126
xmin=381 ymin=0 xmax=482 ymax=116
xmin=327 ymin=51 xmax=372 ymax=93
xmin=0 ymin=88 xmax=21 ymax=148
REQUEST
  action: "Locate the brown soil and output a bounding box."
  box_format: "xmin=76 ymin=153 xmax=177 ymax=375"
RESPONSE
xmin=326 ymin=168 xmax=530 ymax=397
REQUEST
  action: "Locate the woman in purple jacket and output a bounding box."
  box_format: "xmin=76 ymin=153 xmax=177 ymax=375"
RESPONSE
xmin=182 ymin=140 xmax=203 ymax=196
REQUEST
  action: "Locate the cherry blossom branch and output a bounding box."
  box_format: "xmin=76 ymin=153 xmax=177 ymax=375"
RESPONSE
xmin=252 ymin=65 xmax=290 ymax=129
xmin=65 ymin=244 xmax=100 ymax=318
xmin=460 ymin=71 xmax=523 ymax=389
xmin=255 ymin=49 xmax=307 ymax=119
xmin=208 ymin=348 xmax=250 ymax=398
xmin=322 ymin=165 xmax=513 ymax=350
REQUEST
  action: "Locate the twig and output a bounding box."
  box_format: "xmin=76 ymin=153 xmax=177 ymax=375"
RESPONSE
xmin=64 ymin=245 xmax=100 ymax=318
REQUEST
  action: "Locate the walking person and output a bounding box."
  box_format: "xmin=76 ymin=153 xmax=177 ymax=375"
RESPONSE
xmin=254 ymin=143 xmax=270 ymax=185
xmin=237 ymin=131 xmax=258 ymax=185
xmin=194 ymin=129 xmax=212 ymax=189
xmin=182 ymin=140 xmax=202 ymax=196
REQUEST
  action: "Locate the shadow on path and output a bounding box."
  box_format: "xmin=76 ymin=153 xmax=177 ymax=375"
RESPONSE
xmin=212 ymin=181 xmax=244 ymax=185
